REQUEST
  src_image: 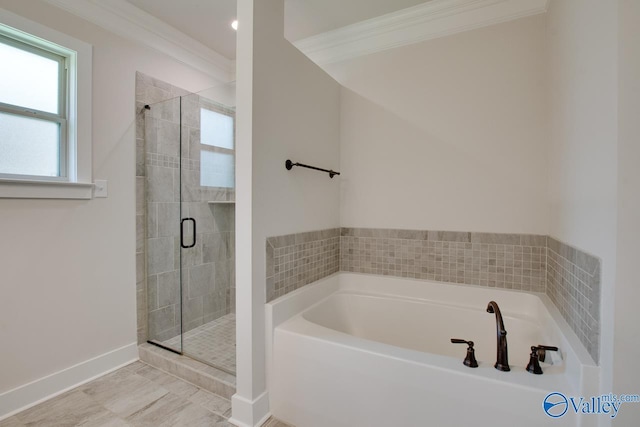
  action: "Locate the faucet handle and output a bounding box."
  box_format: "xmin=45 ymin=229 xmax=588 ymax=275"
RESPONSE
xmin=451 ymin=338 xmax=478 ymax=368
xmin=535 ymin=345 xmax=559 ymax=363
xmin=527 ymin=345 xmax=558 ymax=374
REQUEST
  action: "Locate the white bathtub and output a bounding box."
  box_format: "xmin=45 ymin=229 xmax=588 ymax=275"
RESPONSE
xmin=266 ymin=273 xmax=599 ymax=427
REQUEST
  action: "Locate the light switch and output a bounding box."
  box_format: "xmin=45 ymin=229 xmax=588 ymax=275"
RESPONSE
xmin=94 ymin=180 xmax=108 ymax=198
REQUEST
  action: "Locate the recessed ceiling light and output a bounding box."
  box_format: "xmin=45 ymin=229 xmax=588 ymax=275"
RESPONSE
xmin=231 ymin=20 xmax=238 ymax=31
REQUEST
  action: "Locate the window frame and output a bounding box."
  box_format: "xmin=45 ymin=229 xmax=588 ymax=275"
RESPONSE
xmin=0 ymin=8 xmax=93 ymax=199
xmin=199 ymin=104 xmax=235 ymax=189
xmin=0 ymin=32 xmax=69 ymax=181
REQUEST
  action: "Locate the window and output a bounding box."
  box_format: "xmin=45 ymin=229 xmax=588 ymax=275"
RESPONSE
xmin=0 ymin=34 xmax=67 ymax=179
xmin=200 ymin=107 xmax=235 ymax=188
xmin=0 ymin=9 xmax=92 ymax=199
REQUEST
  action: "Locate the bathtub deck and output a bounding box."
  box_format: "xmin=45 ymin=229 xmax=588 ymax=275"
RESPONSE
xmin=268 ymin=272 xmax=591 ymax=427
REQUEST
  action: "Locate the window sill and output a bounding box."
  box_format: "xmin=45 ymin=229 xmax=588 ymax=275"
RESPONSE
xmin=0 ymin=178 xmax=94 ymax=199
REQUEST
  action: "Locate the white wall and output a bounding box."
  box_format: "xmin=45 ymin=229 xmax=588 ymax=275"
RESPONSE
xmin=545 ymin=0 xmax=619 ymax=417
xmin=614 ymin=0 xmax=640 ymax=424
xmin=326 ymin=15 xmax=548 ymax=234
xmin=0 ymin=0 xmax=220 ymax=415
xmin=249 ymin=1 xmax=637 ymax=424
xmin=327 ymin=6 xmax=638 ymax=423
xmin=234 ymin=0 xmax=341 ymax=425
xmin=547 ymin=0 xmax=640 ymax=422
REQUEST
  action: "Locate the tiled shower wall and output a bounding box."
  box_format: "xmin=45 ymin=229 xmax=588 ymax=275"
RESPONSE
xmin=265 ymin=227 xmax=601 ymax=363
xmin=135 ymin=72 xmax=188 ymax=344
xmin=136 ymin=73 xmax=235 ymax=344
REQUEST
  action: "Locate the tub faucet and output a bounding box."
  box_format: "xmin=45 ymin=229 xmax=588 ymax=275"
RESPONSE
xmin=486 ymin=301 xmax=510 ymax=371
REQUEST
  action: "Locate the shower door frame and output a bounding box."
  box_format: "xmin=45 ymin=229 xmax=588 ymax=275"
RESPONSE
xmin=144 ymin=93 xmax=236 ymax=375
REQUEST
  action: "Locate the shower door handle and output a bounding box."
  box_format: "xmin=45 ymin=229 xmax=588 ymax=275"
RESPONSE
xmin=180 ymin=218 xmax=196 ymax=248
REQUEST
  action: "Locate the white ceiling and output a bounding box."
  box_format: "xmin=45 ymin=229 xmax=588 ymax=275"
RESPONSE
xmin=126 ymin=0 xmax=238 ymax=59
xmin=48 ymin=0 xmax=544 ymax=81
xmin=122 ymin=0 xmax=432 ymax=61
xmin=285 ymin=0 xmax=431 ymax=40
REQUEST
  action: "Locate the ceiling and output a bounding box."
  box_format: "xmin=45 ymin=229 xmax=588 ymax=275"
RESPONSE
xmin=45 ymin=0 xmax=543 ymax=81
xmin=123 ymin=0 xmax=432 ymax=61
xmin=126 ymin=0 xmax=238 ymax=59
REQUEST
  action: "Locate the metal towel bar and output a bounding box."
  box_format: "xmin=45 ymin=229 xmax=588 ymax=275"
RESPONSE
xmin=285 ymin=159 xmax=340 ymax=178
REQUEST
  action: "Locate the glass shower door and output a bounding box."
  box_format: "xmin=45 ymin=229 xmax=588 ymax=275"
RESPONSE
xmin=145 ymin=96 xmax=183 ymax=353
xmin=145 ymin=86 xmax=236 ymax=374
xmin=180 ymin=90 xmax=236 ymax=374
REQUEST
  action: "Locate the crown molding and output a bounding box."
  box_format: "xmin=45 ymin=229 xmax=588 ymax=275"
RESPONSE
xmin=42 ymin=0 xmax=235 ymax=82
xmin=293 ymin=0 xmax=549 ymax=66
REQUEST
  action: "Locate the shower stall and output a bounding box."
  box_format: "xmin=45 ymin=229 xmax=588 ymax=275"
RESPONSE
xmin=142 ymin=83 xmax=236 ymax=374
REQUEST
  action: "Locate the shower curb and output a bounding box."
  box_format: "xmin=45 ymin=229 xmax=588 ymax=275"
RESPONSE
xmin=138 ymin=343 xmax=236 ymax=400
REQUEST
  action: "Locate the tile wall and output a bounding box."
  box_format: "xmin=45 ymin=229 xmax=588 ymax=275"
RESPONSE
xmin=341 ymin=228 xmax=546 ymax=292
xmin=546 ymin=237 xmax=601 ymax=363
xmin=136 ymin=73 xmax=236 ymax=344
xmin=265 ymin=227 xmax=601 ymax=363
xmin=135 ymin=72 xmax=188 ymax=344
xmin=265 ymin=229 xmax=340 ymax=302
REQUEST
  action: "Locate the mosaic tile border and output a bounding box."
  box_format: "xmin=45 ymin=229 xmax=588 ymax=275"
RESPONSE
xmin=546 ymin=236 xmax=601 ymax=363
xmin=265 ymin=227 xmax=601 ymax=364
xmin=147 ymin=152 xmax=180 ymax=169
xmin=341 ymin=228 xmax=546 ymax=292
xmin=266 ymin=228 xmax=340 ymax=302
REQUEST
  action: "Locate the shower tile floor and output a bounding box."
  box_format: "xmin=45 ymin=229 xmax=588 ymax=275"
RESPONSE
xmin=163 ymin=313 xmax=236 ymax=373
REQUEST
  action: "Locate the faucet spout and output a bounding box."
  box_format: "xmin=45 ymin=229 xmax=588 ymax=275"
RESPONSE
xmin=486 ymin=301 xmax=510 ymax=371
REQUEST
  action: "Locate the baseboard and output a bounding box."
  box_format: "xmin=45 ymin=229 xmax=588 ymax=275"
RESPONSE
xmin=0 ymin=342 xmax=138 ymax=420
xmin=229 ymin=390 xmax=270 ymax=427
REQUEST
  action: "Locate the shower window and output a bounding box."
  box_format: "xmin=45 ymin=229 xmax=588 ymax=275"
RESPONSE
xmin=200 ymin=107 xmax=235 ymax=188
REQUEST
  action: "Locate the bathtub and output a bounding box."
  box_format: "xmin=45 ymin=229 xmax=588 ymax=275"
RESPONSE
xmin=266 ymin=273 xmax=599 ymax=427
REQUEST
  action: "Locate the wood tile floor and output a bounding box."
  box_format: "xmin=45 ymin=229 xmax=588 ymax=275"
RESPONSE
xmin=0 ymin=362 xmax=291 ymax=427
